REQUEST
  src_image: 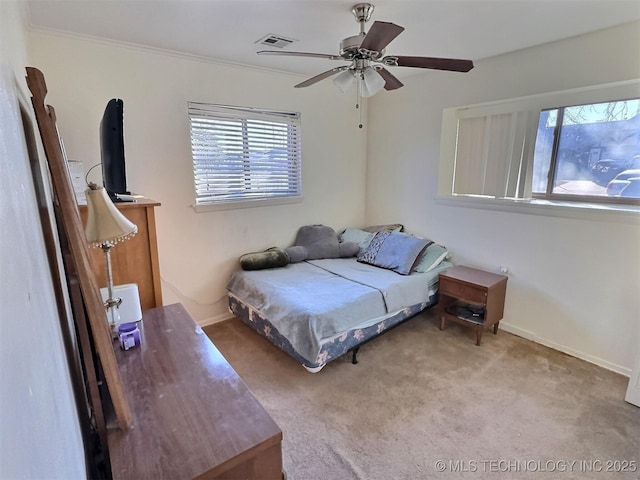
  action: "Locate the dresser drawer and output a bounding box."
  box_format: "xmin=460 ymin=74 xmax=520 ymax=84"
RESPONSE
xmin=439 ymin=278 xmax=487 ymax=304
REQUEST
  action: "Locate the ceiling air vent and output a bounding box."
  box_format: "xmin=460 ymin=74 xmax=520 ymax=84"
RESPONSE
xmin=255 ymin=34 xmax=296 ymax=48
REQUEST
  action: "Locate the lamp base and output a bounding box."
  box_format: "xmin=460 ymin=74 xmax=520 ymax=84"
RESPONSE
xmin=106 ymin=303 xmax=121 ymax=340
xmin=100 ymin=283 xmax=143 ymax=326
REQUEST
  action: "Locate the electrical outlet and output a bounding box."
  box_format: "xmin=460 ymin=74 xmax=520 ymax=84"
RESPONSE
xmin=499 ymin=265 xmax=509 ymax=275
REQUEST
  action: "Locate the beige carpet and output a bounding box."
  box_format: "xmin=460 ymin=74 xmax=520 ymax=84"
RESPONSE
xmin=205 ymin=310 xmax=640 ymax=480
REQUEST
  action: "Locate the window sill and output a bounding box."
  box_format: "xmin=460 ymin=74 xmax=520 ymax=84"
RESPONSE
xmin=193 ymin=195 xmax=303 ymax=213
xmin=435 ymin=194 xmax=640 ymax=224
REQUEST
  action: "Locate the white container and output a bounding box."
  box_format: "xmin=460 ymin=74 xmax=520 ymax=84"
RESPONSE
xmin=100 ymin=283 xmax=142 ymax=326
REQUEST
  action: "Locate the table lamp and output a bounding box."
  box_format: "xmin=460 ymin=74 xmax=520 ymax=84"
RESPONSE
xmin=84 ymin=182 xmax=138 ymax=337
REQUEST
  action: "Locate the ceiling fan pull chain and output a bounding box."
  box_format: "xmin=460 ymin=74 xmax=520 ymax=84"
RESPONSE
xmin=357 ymin=76 xmax=363 ymax=129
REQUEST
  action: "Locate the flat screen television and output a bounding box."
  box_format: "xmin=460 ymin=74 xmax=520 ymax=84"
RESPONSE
xmin=100 ymin=98 xmax=132 ymax=202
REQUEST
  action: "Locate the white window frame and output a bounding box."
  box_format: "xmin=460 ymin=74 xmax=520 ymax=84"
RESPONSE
xmin=438 ymin=80 xmax=640 ymax=222
xmin=188 ymin=102 xmax=302 ymax=212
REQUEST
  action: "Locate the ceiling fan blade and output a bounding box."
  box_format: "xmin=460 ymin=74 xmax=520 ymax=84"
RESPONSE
xmin=377 ymin=68 xmax=404 ymax=90
xmin=295 ymin=66 xmax=349 ymax=88
xmin=360 ymin=21 xmax=405 ymax=53
xmin=257 ymin=50 xmax=344 ymax=61
xmin=386 ymin=56 xmax=474 ymax=72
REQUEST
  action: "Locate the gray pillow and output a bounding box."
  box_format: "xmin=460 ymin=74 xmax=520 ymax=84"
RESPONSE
xmin=361 ymin=223 xmax=404 ymax=233
xmin=358 ymin=232 xmax=431 ymax=275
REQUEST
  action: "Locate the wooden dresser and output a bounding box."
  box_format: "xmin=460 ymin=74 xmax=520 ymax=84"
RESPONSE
xmin=107 ymin=303 xmax=283 ymax=479
xmin=79 ymin=198 xmax=162 ymax=310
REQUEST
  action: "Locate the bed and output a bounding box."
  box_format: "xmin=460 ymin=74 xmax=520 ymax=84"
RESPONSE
xmin=226 ymin=225 xmax=451 ymax=372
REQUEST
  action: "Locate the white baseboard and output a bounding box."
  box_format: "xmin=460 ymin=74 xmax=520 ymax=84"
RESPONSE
xmin=501 ymin=321 xmax=631 ymax=377
xmin=199 ymin=311 xmax=234 ymax=328
xmin=500 ymin=322 xmax=536 ymax=341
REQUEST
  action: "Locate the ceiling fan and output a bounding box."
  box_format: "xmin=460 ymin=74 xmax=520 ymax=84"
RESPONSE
xmin=257 ymin=3 xmax=474 ymax=97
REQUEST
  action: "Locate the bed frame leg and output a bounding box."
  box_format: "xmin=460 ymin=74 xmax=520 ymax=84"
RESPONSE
xmin=351 ymin=347 xmax=359 ymax=365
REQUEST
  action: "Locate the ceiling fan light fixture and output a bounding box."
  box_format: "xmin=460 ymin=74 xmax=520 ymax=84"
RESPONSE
xmin=361 ymin=66 xmax=385 ymax=97
xmin=333 ymin=69 xmax=356 ymax=93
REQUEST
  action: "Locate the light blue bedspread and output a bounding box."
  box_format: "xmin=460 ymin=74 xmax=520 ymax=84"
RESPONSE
xmin=226 ymin=258 xmax=449 ymax=362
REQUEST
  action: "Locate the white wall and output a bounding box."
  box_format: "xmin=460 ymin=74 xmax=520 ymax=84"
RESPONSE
xmin=366 ymin=22 xmax=640 ymax=374
xmin=0 ymin=2 xmax=86 ymax=478
xmin=28 ymin=32 xmax=368 ymax=324
xmin=26 ymin=20 xmax=639 ymax=374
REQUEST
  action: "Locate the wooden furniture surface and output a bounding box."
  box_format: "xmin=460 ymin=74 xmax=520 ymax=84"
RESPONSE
xmin=79 ymin=198 xmax=162 ymax=310
xmin=438 ymin=266 xmax=508 ymax=345
xmin=107 ymin=303 xmax=283 ymax=480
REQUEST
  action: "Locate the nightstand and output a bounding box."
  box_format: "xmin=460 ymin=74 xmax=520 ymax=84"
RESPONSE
xmin=438 ymin=266 xmax=508 ymax=345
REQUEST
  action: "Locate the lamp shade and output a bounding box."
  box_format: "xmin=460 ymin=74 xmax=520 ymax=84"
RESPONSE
xmin=84 ymin=183 xmax=137 ymax=246
xmin=361 ymin=67 xmax=386 ymax=98
xmin=333 ymin=69 xmax=356 ymax=93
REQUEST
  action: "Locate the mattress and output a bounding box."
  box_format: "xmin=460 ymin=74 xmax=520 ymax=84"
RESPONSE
xmin=226 ymin=258 xmax=451 ymax=368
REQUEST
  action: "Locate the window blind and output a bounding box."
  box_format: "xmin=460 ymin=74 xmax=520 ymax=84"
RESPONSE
xmin=453 ymin=109 xmax=528 ymax=198
xmin=188 ymin=102 xmax=302 ymax=205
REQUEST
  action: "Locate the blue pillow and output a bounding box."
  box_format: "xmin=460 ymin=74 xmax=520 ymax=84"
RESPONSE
xmin=358 ymin=232 xmax=431 ymax=275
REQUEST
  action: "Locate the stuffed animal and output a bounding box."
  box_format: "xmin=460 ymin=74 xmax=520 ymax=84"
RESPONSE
xmin=289 ymin=224 xmax=358 ymax=262
xmin=239 ymin=247 xmax=289 ymax=271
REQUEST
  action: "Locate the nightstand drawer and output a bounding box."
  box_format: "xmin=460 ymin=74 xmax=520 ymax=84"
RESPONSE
xmin=439 ymin=279 xmax=487 ymax=304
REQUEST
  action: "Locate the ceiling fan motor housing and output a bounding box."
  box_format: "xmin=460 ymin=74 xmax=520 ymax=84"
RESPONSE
xmin=342 ymin=3 xmax=382 ymax=59
xmin=340 ymin=34 xmax=384 ymax=60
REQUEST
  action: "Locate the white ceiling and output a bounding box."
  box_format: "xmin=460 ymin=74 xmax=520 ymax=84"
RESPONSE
xmin=25 ymin=0 xmax=640 ymax=81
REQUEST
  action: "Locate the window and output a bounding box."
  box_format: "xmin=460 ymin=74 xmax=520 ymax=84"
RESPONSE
xmin=440 ymin=81 xmax=640 ymax=209
xmin=188 ymin=102 xmax=301 ymax=208
xmin=532 ymin=99 xmax=640 ymax=201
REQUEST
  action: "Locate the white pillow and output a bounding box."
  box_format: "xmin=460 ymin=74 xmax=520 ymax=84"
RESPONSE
xmin=339 ymin=228 xmax=376 ymax=254
xmin=413 ymin=244 xmax=449 ymax=273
